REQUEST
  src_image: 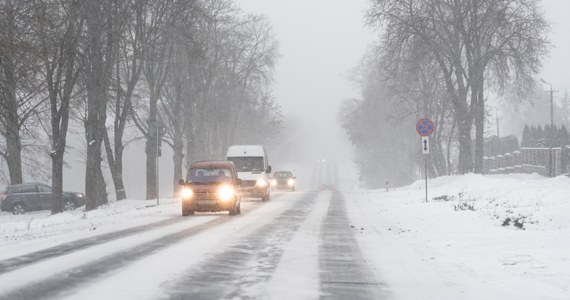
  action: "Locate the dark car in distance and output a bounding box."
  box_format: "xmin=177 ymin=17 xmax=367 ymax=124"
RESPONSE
xmin=0 ymin=182 xmax=85 ymax=214
xmin=178 ymin=161 xmax=242 ymax=216
xmin=270 ymin=171 xmax=296 ymax=191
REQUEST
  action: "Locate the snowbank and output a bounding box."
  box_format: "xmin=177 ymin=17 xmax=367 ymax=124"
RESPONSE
xmin=345 ymin=173 xmax=570 ymax=300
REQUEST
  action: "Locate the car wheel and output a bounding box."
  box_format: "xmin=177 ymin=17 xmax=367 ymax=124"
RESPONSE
xmin=182 ymin=207 xmax=194 ymax=216
xmin=261 ymin=191 xmax=270 ymax=202
xmin=12 ymin=203 xmax=25 ymax=215
xmin=63 ymin=200 xmax=76 ymax=211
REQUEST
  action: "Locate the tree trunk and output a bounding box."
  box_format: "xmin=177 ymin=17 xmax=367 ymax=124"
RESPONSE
xmin=172 ymin=137 xmax=184 ymax=194
xmin=146 ymin=91 xmax=159 ymax=199
xmin=5 ymin=119 xmax=23 ymax=184
xmin=103 ymin=130 xmax=127 ymax=200
xmin=457 ymin=115 xmax=474 ymax=173
xmin=474 ymin=76 xmax=485 ymax=174
xmin=84 ymin=1 xmax=110 ymax=210
xmin=51 ymin=153 xmax=64 ymax=213
xmin=2 ymin=0 xmax=23 ymax=185
xmin=112 ymin=138 xmax=127 ymax=200
xmin=146 ymin=143 xmax=158 ymax=199
xmin=447 ymin=118 xmax=456 ymax=175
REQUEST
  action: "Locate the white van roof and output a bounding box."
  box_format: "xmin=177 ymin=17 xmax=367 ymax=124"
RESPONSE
xmin=226 ymin=145 xmax=266 ymax=157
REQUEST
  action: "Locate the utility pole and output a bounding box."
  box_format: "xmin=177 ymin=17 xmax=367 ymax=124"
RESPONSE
xmin=540 ymin=78 xmax=557 ymax=177
xmin=147 ymin=120 xmax=164 ymax=205
xmin=156 ymin=121 xmax=160 ymax=206
xmin=495 ymin=107 xmax=501 ymax=138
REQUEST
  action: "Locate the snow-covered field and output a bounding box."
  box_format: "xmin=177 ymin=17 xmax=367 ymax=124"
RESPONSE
xmin=0 ymin=173 xmax=569 ymax=299
xmin=346 ymin=173 xmax=570 ymax=299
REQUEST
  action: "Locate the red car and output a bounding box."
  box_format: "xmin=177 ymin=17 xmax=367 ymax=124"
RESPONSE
xmin=178 ymin=161 xmax=242 ymax=216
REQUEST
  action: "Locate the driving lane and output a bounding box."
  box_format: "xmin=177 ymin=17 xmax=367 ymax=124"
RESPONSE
xmin=160 ymin=191 xmax=318 ymax=299
xmin=0 ymin=173 xmax=388 ymax=299
xmin=319 ymin=191 xmax=390 ymax=299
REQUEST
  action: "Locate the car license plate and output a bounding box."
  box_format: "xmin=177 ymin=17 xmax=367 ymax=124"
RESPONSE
xmin=198 ymin=200 xmax=215 ymax=205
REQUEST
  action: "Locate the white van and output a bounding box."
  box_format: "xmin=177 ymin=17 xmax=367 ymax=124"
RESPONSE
xmin=226 ymin=145 xmax=272 ymax=201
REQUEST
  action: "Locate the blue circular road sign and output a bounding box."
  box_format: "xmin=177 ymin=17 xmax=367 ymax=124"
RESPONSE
xmin=416 ymin=118 xmax=435 ymax=136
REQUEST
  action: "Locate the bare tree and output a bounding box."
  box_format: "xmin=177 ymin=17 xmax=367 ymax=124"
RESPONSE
xmin=368 ymin=0 xmax=473 ymax=173
xmin=104 ymin=0 xmax=144 ymax=201
xmin=32 ymin=0 xmax=85 ymax=214
xmin=150 ymin=0 xmax=280 ymax=193
xmin=368 ymin=0 xmax=549 ymax=174
xmin=180 ymin=4 xmax=279 ymax=163
xmin=0 ymin=0 xmax=44 ymax=184
xmin=133 ymin=0 xmax=176 ymax=200
xmin=457 ymin=0 xmax=550 ymax=173
xmin=82 ymin=0 xmax=129 ymax=210
xmin=383 ymin=49 xmax=454 ymax=176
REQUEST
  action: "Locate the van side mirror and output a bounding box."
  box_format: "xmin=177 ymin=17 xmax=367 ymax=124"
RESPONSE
xmin=178 ymin=179 xmax=185 ymax=186
xmin=266 ymin=166 xmax=272 ymax=173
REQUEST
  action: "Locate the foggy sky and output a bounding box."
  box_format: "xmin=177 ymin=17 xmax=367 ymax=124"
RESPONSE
xmin=65 ymin=0 xmax=570 ymax=198
xmin=237 ymin=0 xmax=374 ymax=165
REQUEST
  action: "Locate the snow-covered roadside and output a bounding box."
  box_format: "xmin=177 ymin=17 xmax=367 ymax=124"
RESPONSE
xmin=0 ymin=195 xmax=273 ymax=261
xmin=0 ymin=198 xmax=181 ymax=259
xmin=345 ymin=173 xmax=570 ymax=300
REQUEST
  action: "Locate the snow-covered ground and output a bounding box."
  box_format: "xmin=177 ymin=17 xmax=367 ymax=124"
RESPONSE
xmin=0 ymin=197 xmax=183 ymax=260
xmin=0 ymin=173 xmax=568 ymax=299
xmin=346 ymin=173 xmax=570 ymax=299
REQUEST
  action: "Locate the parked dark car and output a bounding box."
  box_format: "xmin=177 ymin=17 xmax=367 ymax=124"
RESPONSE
xmin=178 ymin=161 xmax=242 ymax=216
xmin=0 ymin=183 xmax=85 ymax=214
xmin=270 ymin=171 xmax=296 ymax=191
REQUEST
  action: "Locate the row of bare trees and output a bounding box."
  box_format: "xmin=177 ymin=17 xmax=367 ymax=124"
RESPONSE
xmin=0 ymin=0 xmax=280 ymax=214
xmin=341 ymin=0 xmax=550 ymax=186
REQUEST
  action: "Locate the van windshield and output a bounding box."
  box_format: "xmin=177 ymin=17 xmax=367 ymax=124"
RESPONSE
xmin=227 ymin=157 xmax=264 ymax=172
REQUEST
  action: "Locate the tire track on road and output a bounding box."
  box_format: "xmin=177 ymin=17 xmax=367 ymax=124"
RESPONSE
xmin=0 ymin=216 xmax=187 ymax=275
xmin=0 ymin=216 xmax=228 ymax=300
xmin=0 ymin=195 xmax=287 ymax=300
xmin=160 ymin=191 xmax=319 ymax=300
xmin=0 ymin=195 xmax=281 ymax=275
xmin=319 ymin=191 xmax=390 ymax=299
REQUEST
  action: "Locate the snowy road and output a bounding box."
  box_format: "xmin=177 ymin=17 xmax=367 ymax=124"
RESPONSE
xmin=0 ymin=190 xmax=387 ymax=300
xmin=1 ymin=173 xmax=568 ymax=299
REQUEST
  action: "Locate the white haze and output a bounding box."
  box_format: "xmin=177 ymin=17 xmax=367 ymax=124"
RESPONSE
xmin=238 ymin=0 xmax=374 ymax=184
xmin=492 ymin=0 xmax=570 ymax=137
xmin=58 ymin=0 xmax=570 ymax=198
xmin=57 ymin=0 xmax=373 ymax=199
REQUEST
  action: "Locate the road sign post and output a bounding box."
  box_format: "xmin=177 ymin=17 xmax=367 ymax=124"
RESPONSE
xmin=416 ymin=118 xmax=435 ymax=203
xmin=149 ymin=120 xmax=165 ymax=206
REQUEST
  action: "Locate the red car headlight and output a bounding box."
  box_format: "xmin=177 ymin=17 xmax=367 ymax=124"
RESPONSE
xmin=181 ymin=188 xmax=193 ymax=199
xmin=218 ymin=185 xmax=235 ymax=201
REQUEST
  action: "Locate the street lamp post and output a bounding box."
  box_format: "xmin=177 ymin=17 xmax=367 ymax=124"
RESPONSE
xmin=540 ymin=78 xmax=556 ymax=177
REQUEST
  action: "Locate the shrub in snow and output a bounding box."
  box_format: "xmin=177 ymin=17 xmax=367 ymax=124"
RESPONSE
xmin=454 ymin=202 xmax=476 ymax=211
xmin=501 ymin=214 xmax=536 ymax=230
xmin=432 ymin=195 xmax=454 ymax=202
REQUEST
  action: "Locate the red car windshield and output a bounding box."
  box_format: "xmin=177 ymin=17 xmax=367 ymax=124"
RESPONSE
xmin=187 ymin=168 xmax=232 ymax=183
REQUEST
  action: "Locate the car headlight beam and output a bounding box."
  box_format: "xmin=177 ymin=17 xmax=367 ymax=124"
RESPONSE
xmin=256 ymin=178 xmax=268 ymax=188
xmin=287 ymin=179 xmax=295 ymax=187
xmin=181 ymin=188 xmax=193 ymax=199
xmin=218 ymin=185 xmax=235 ymax=201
